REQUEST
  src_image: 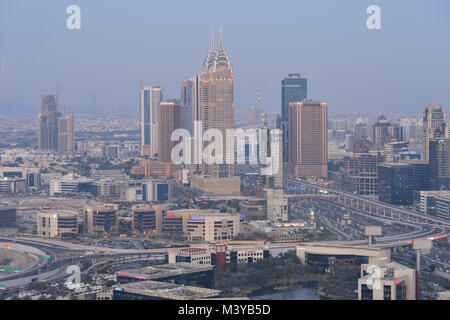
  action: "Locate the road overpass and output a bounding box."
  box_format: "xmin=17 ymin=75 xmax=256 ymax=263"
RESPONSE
xmin=285 ymin=178 xmax=450 ymax=228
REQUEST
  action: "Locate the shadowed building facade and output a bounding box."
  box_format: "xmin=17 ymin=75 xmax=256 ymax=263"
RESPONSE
xmin=281 ymin=74 xmax=307 ymax=163
xmin=38 ymin=95 xmax=59 ymax=152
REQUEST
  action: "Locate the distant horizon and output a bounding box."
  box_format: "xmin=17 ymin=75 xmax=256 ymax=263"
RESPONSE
xmin=1 ymin=0 xmax=449 ymax=117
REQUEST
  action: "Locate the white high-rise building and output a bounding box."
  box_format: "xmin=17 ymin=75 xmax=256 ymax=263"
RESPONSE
xmin=140 ymin=86 xmax=162 ymax=157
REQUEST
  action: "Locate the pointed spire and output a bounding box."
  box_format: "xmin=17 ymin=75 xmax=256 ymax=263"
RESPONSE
xmin=219 ymin=26 xmax=223 ymax=49
xmin=210 ymin=29 xmax=215 ymax=51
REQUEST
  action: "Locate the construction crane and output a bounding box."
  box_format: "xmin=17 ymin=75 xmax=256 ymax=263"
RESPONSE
xmin=256 ymin=90 xmax=267 ymax=128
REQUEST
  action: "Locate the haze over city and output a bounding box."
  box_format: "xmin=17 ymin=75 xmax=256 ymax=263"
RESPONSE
xmin=1 ymin=0 xmax=450 ymax=116
xmin=0 ymin=0 xmax=449 ymax=306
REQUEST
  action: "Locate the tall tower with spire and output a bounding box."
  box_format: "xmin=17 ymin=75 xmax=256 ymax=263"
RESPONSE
xmin=199 ymin=27 xmax=234 ymax=178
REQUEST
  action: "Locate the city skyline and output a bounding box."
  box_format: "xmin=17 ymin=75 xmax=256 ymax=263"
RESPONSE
xmin=1 ymin=0 xmax=450 ymax=116
xmin=1 ymin=0 xmax=450 ymax=304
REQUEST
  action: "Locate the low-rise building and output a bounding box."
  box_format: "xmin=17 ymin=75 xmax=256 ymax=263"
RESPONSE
xmin=187 ymin=212 xmax=243 ymax=242
xmin=113 ymin=280 xmax=221 ymax=300
xmin=0 ymin=207 xmax=16 ymax=228
xmin=131 ymin=204 xmax=165 ymax=234
xmin=358 ymin=262 xmax=416 ymax=300
xmin=420 ymin=190 xmax=450 ymax=220
xmin=0 ymin=177 xmax=26 ymax=194
xmin=83 ymin=204 xmax=119 ymax=235
xmin=37 ymin=210 xmax=78 ymax=238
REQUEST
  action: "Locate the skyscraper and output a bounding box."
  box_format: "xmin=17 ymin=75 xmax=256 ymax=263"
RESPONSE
xmin=57 ymin=115 xmax=74 ymax=153
xmin=288 ymin=100 xmax=327 ymax=179
xmin=281 ymin=74 xmax=307 ymax=163
xmin=181 ymin=76 xmax=200 ymax=135
xmin=429 ymin=138 xmax=450 ymax=189
xmin=38 ymin=95 xmax=59 ymax=152
xmin=199 ymin=28 xmax=234 ymax=178
xmin=140 ymin=86 xmax=162 ymax=157
xmin=372 ymin=115 xmax=390 ymax=147
xmin=354 ymin=118 xmax=368 ymax=141
xmin=158 ymin=100 xmax=182 ymax=163
xmin=423 ymin=104 xmax=447 ymax=161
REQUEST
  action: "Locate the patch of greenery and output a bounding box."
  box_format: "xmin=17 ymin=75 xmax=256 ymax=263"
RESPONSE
xmin=318 ymin=263 xmax=360 ymax=300
xmin=214 ymin=250 xmax=322 ymax=294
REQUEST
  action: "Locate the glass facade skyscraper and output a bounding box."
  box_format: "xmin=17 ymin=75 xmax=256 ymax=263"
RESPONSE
xmin=38 ymin=94 xmax=59 ymax=152
xmin=281 ymin=73 xmax=307 ymax=162
xmin=140 ymin=86 xmax=162 ymax=157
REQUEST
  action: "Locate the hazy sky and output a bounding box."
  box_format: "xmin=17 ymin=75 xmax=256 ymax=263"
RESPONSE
xmin=0 ymin=0 xmax=449 ymax=117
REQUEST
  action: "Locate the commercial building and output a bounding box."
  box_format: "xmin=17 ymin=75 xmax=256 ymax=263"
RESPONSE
xmin=0 ymin=207 xmax=16 ymax=228
xmin=105 ymin=144 xmax=120 ymax=159
xmin=423 ymin=104 xmax=447 ymax=161
xmin=296 ymin=243 xmax=391 ymax=271
xmin=181 ymin=76 xmax=199 ymax=136
xmin=142 ymin=180 xmax=169 ymax=202
xmin=57 ymin=115 xmax=75 ymax=153
xmin=354 ymin=118 xmax=368 ymax=142
xmin=429 ymin=138 xmax=450 ymax=189
xmin=49 ymin=173 xmax=96 ymax=196
xmin=199 ymin=29 xmax=234 ymax=179
xmin=38 ymin=94 xmax=59 ymax=152
xmin=438 ymin=291 xmax=450 ymax=300
xmin=420 ymin=190 xmax=450 ymax=220
xmin=358 ymin=262 xmax=416 ymax=300
xmin=190 ymin=174 xmax=240 ymax=195
xmin=186 ymin=212 xmax=243 ymax=242
xmin=266 ymin=188 xmax=288 ymax=222
xmin=131 ymin=204 xmax=165 ymax=234
xmin=239 ymin=198 xmax=266 ymax=221
xmin=37 ymin=210 xmax=78 ymax=238
xmin=0 ymin=167 xmax=41 ymax=189
xmin=372 ymin=115 xmax=390 ymax=147
xmin=83 ymin=204 xmax=119 ymax=235
xmin=225 ymin=245 xmax=270 ymax=265
xmin=96 ymin=179 xmax=122 ymax=199
xmin=158 ymin=100 xmax=182 ymax=163
xmin=281 ymin=73 xmax=307 ymax=163
xmin=378 ymin=161 xmax=430 ymax=205
xmin=378 ymin=163 xmax=413 ymax=205
xmin=113 ymin=280 xmax=221 ymax=300
xmin=340 ymin=153 xmax=380 ymax=196
xmin=116 ymin=263 xmax=215 ymax=288
xmin=121 ymin=179 xmax=170 ymax=202
xmin=288 ymin=100 xmax=328 ymax=179
xmin=140 ymin=86 xmax=162 ymax=157
xmin=0 ymin=177 xmax=26 ymax=194
xmin=162 ymin=208 xmax=194 ymax=235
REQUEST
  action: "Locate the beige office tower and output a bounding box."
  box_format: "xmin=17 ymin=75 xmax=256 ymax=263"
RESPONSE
xmin=199 ymin=29 xmax=234 ymax=178
xmin=288 ymin=100 xmax=328 ymax=179
xmin=58 ymin=115 xmax=74 ymax=153
xmin=423 ymin=104 xmax=447 ymax=161
xmin=158 ymin=100 xmax=182 ymax=163
xmin=140 ymin=86 xmax=162 ymax=157
xmin=83 ymin=204 xmax=118 ymax=235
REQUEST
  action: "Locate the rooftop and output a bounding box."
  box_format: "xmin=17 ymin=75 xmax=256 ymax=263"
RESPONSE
xmin=114 ymin=280 xmax=221 ymax=300
xmin=117 ymin=262 xmax=214 ymax=280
